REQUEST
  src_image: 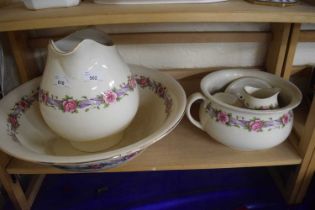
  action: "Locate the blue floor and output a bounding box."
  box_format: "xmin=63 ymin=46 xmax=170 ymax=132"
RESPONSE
xmin=4 ymin=168 xmax=315 ymax=210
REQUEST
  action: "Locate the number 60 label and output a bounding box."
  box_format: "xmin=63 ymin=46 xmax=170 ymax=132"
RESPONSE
xmin=54 ymin=75 xmax=70 ymax=88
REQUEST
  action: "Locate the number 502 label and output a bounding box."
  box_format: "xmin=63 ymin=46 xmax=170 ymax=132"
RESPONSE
xmin=83 ymin=70 xmax=104 ymax=81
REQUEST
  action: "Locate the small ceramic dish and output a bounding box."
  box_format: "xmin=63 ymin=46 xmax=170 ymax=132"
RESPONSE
xmin=0 ymin=65 xmax=186 ymax=172
xmin=23 ymin=0 xmax=80 ymax=10
xmin=225 ymin=76 xmax=272 ymax=100
xmin=245 ymin=0 xmax=297 ymax=7
xmin=243 ymin=86 xmax=280 ymax=110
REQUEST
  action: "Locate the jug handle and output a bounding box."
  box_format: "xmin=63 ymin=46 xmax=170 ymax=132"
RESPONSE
xmin=186 ymin=92 xmax=206 ymax=131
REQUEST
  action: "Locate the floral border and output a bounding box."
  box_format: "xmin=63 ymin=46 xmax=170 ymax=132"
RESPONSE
xmin=7 ymin=75 xmax=173 ymax=138
xmin=39 ymin=76 xmax=137 ymax=113
xmin=7 ymin=90 xmax=39 ymax=139
xmin=206 ymin=103 xmax=292 ymax=132
xmin=134 ymin=75 xmax=173 ymax=117
xmin=50 ymin=150 xmax=141 ymax=171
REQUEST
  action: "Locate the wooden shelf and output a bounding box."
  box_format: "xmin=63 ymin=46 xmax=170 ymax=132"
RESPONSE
xmin=1 ymin=0 xmax=315 ymax=32
xmin=6 ymin=117 xmax=302 ymax=174
xmin=5 ymin=72 xmax=303 ymax=174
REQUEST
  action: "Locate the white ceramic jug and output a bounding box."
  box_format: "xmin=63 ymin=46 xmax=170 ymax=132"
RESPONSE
xmin=39 ymin=28 xmax=139 ymax=152
xmin=243 ymin=86 xmax=280 ymax=110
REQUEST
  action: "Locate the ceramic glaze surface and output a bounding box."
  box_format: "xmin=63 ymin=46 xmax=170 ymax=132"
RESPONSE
xmin=39 ymin=29 xmax=139 ymax=150
xmin=23 ymin=0 xmax=80 ymax=10
xmin=186 ymin=69 xmax=302 ymax=151
xmin=243 ymin=86 xmax=280 ymax=110
xmin=0 ymin=65 xmax=186 ymax=172
xmin=199 ymin=101 xmax=293 ymax=150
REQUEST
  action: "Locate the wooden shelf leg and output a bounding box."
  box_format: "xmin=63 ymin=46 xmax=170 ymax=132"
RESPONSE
xmin=6 ymin=31 xmax=39 ymax=83
xmin=0 ymin=152 xmax=29 ymax=210
xmin=0 ymin=152 xmax=44 ymax=209
xmin=265 ymin=23 xmax=291 ymax=76
xmin=0 ymin=0 xmax=9 ymax=7
xmin=25 ymin=175 xmax=45 ymax=208
xmin=282 ymin=23 xmax=301 ymax=80
xmin=294 ymin=149 xmax=315 ymax=203
xmin=285 ymin=96 xmax=315 ymax=204
xmin=269 ymin=23 xmax=313 ymax=204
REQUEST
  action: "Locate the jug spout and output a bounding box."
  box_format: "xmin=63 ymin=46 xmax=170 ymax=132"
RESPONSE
xmin=243 ymin=86 xmax=261 ymax=95
xmin=244 ymin=86 xmax=280 ymax=98
xmin=44 ymin=28 xmax=130 ymax=81
xmin=50 ymin=28 xmax=113 ymax=55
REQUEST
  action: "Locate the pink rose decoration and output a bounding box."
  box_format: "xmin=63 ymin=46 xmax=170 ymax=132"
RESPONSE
xmin=8 ymin=115 xmax=18 ymax=129
xmin=103 ymin=90 xmax=118 ymax=104
xmin=217 ymin=111 xmax=229 ymax=124
xmin=139 ymin=77 xmax=149 ymax=87
xmin=156 ymin=85 xmax=166 ymax=98
xmin=128 ymin=78 xmax=137 ymax=89
xmin=281 ymin=113 xmax=290 ymax=125
xmin=249 ymin=120 xmax=264 ymax=132
xmin=63 ymin=100 xmax=77 ymax=113
xmin=19 ymin=100 xmax=29 ymax=111
xmin=40 ymin=92 xmax=48 ymax=104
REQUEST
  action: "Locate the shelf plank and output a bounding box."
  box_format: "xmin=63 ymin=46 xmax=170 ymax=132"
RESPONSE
xmin=29 ymin=32 xmax=271 ymax=49
xmin=6 ymin=117 xmax=302 ymax=175
xmin=1 ymin=0 xmax=315 ymax=32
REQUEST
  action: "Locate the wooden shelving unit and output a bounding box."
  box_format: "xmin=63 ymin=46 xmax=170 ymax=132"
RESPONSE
xmin=1 ymin=0 xmax=315 ymax=32
xmin=1 ymin=0 xmax=315 ymax=209
xmin=276 ymin=23 xmax=315 ymax=204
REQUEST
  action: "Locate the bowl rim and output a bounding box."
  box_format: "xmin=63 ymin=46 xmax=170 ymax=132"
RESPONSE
xmin=201 ymin=69 xmax=302 ymax=115
xmin=0 ymin=65 xmax=186 ymax=164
